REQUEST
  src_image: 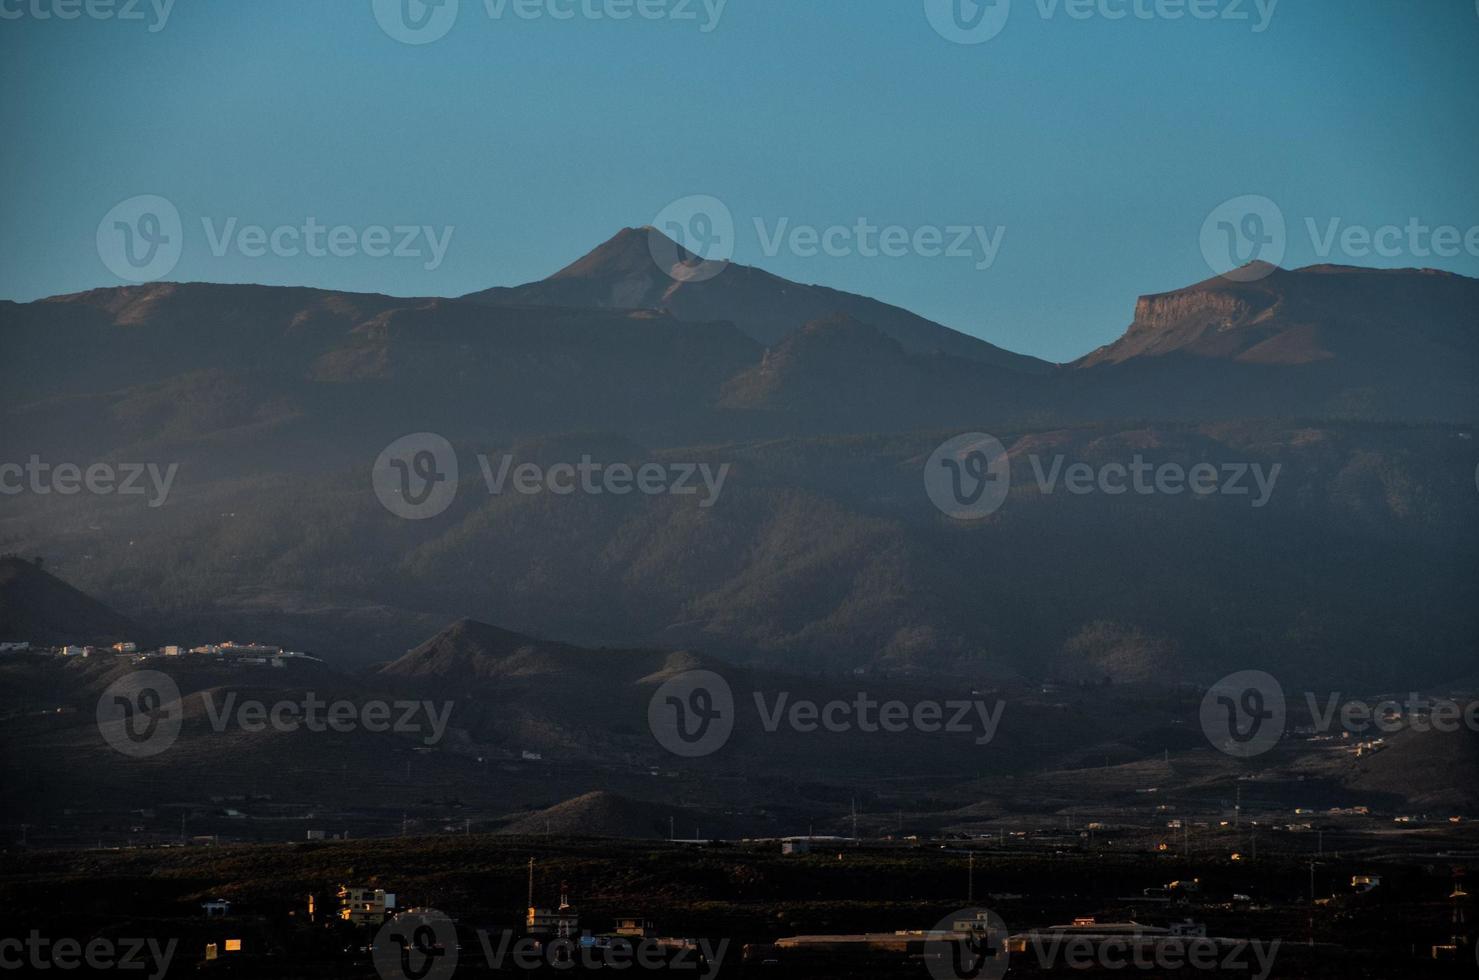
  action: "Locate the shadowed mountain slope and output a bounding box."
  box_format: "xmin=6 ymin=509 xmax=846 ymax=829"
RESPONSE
xmin=0 ymin=555 xmax=149 ymax=646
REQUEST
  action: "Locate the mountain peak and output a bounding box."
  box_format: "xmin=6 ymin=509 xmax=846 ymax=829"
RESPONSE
xmin=465 ymin=228 xmax=1050 ymax=373
xmin=548 ymin=226 xmax=692 ymax=283
xmin=377 ymin=619 xmax=550 ymax=679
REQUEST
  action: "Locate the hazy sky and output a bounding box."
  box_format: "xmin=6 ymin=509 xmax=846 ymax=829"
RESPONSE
xmin=2 ymin=0 xmax=1476 ymax=361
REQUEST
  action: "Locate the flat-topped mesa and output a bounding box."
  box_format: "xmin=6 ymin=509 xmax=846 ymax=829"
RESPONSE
xmin=1076 ymin=263 xmax=1479 ymax=369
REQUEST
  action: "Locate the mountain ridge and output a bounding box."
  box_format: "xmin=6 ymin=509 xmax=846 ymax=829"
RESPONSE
xmin=463 ymin=226 xmax=1053 ymax=375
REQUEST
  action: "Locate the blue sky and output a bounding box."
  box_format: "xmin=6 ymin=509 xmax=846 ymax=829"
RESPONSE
xmin=2 ymin=0 xmax=1476 ymax=362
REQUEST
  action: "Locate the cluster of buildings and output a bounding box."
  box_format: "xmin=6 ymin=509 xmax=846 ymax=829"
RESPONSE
xmin=149 ymin=860 xmax=1479 ymax=973
xmin=298 ymin=863 xmax=697 ymax=965
xmin=0 ymin=638 xmax=320 ymax=668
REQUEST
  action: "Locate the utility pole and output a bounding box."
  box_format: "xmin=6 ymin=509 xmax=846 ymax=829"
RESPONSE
xmin=851 ymin=798 xmax=858 ymax=842
xmin=967 ymin=852 xmax=975 ymax=904
xmin=527 ymin=858 xmax=535 ymax=910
